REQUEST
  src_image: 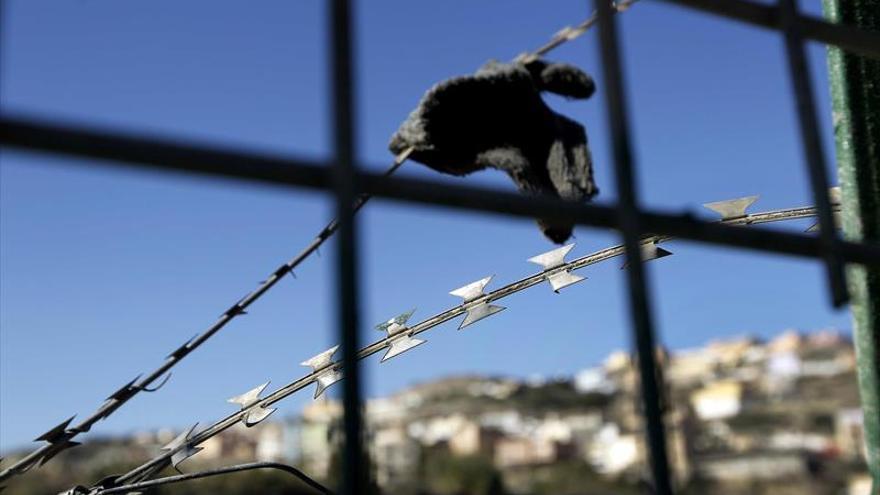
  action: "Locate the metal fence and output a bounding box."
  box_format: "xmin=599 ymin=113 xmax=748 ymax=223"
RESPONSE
xmin=2 ymin=1 xmax=880 ymax=494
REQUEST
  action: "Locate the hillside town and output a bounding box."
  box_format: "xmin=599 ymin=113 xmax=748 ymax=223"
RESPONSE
xmin=5 ymin=329 xmax=871 ymax=495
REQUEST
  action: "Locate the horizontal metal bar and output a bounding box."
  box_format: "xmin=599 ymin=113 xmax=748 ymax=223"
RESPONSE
xmin=3 ymin=116 xmax=880 ymax=266
xmin=660 ymin=0 xmax=880 ymax=59
xmin=0 ymin=116 xmax=332 ymax=189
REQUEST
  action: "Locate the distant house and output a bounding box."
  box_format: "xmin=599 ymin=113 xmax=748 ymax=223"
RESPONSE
xmin=587 ymin=423 xmax=640 ymax=475
xmin=495 ymin=437 xmax=544 ymax=468
xmin=690 ymin=381 xmax=743 ymax=421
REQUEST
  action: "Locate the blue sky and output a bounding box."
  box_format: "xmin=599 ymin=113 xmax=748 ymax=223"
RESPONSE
xmin=0 ymin=0 xmax=850 ymax=451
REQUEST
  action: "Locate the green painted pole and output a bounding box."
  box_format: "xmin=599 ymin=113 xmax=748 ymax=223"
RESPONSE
xmin=822 ymin=0 xmax=880 ymax=492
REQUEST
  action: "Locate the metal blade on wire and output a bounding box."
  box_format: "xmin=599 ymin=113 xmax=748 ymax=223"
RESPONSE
xmin=105 ymin=375 xmax=142 ymax=402
xmin=162 ymin=424 xmax=203 ymax=470
xmin=376 ymin=310 xmax=426 ymax=362
xmin=167 ymin=334 xmax=199 ymax=360
xmin=301 ymin=346 xmax=343 ymax=399
xmin=621 ymin=242 xmax=673 ymax=269
xmin=34 ymin=416 xmax=75 ymax=443
xmin=450 ymin=276 xmax=506 ymax=330
xmin=527 ymin=243 xmax=585 ymax=292
xmin=703 ymin=195 xmax=759 ymax=220
xmin=227 ymin=382 xmax=276 ymax=426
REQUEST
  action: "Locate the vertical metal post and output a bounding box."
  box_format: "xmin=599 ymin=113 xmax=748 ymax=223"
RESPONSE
xmin=823 ymin=0 xmax=880 ymax=491
xmin=779 ymin=0 xmax=849 ymax=307
xmin=328 ymin=0 xmax=365 ymax=494
xmin=593 ymin=1 xmax=674 ymax=494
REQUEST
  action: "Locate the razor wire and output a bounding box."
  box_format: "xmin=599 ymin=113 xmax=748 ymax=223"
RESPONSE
xmin=0 ymin=0 xmax=641 ymax=485
xmin=80 ymin=191 xmax=841 ymax=491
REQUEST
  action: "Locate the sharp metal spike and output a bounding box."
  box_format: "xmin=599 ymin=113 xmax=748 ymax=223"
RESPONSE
xmin=301 ymin=346 xmax=343 ymax=399
xmin=546 ymin=271 xmax=585 ymax=292
xmin=219 ymin=294 xmax=251 ymax=318
xmin=382 ymin=336 xmax=427 ymax=362
xmin=703 ymin=195 xmax=759 ymax=220
xmin=301 ymin=345 xmax=339 ymax=369
xmin=167 ymin=334 xmax=199 ymax=359
xmin=450 ymin=277 xmax=505 ymax=330
xmin=458 ymin=303 xmax=505 ymax=330
xmin=621 ymin=242 xmax=674 ymax=269
xmin=223 ymin=302 xmax=248 ymax=317
xmin=106 ymin=375 xmax=142 ymax=401
xmin=528 ymin=244 xmax=585 ymax=292
xmin=450 ymin=276 xmax=494 ymax=302
xmin=162 ymin=424 xmax=202 ymax=469
xmin=806 ymin=211 xmax=843 ymax=232
xmin=375 ymin=309 xmax=416 ymax=333
xmin=528 ymin=244 xmax=575 ymax=270
xmin=228 ymin=381 xmax=270 ymax=408
xmin=313 ymin=371 xmax=343 ymax=399
xmin=228 ymin=382 xmax=277 ymax=426
xmin=244 ymin=406 xmax=277 ymax=426
xmin=376 ymin=310 xmax=426 ymax=362
xmin=162 ymin=423 xmax=198 ymax=450
xmin=35 ymin=416 xmax=75 ymax=443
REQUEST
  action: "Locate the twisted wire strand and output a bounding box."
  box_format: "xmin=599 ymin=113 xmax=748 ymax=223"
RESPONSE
xmin=109 ymin=201 xmax=834 ymax=487
xmin=89 ymin=462 xmax=332 ymax=495
xmin=0 ymin=1 xmax=639 ymax=484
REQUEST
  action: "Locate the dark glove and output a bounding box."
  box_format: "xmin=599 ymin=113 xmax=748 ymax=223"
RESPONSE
xmin=389 ymin=58 xmax=598 ymax=243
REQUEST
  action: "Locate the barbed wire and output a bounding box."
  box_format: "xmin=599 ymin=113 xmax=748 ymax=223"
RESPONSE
xmin=62 ymin=462 xmax=332 ymax=495
xmin=0 ymin=0 xmax=641 ymax=485
xmin=91 ymin=193 xmax=840 ymax=490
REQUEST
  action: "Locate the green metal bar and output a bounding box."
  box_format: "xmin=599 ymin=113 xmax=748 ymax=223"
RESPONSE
xmin=822 ymin=0 xmax=880 ymax=491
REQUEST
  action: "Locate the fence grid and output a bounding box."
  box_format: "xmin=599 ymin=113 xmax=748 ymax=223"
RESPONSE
xmin=1 ymin=1 xmax=879 ymax=494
